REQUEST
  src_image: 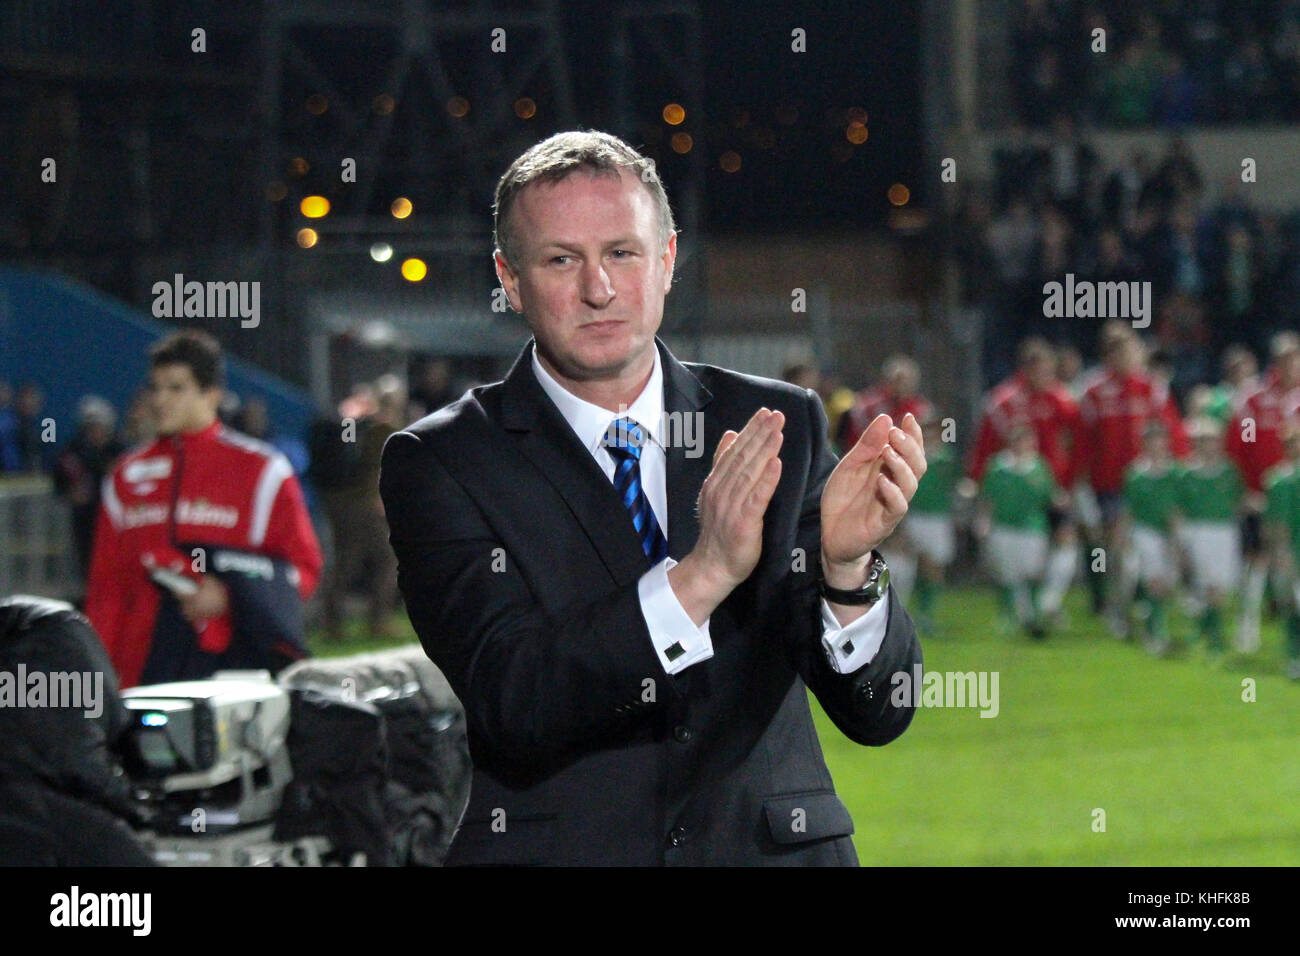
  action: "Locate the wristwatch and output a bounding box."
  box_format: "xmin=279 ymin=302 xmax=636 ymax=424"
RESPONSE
xmin=819 ymin=551 xmax=890 ymax=606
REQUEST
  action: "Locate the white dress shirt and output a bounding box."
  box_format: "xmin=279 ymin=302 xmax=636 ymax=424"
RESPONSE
xmin=531 ymin=347 xmax=889 ymax=676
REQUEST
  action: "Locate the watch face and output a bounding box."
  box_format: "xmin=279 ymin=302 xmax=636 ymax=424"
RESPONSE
xmin=872 ymin=564 xmax=891 ymax=600
xmin=821 ymin=554 xmax=891 ymax=605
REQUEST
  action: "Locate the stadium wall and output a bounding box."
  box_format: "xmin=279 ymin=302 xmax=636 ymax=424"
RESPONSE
xmin=0 ymin=268 xmax=318 ymax=446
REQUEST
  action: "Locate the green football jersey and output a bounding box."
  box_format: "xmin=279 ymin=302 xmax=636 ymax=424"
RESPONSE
xmin=911 ymin=444 xmax=957 ymax=515
xmin=1177 ymin=459 xmax=1243 ymax=522
xmin=1201 ymin=384 xmax=1235 ymax=424
xmin=982 ymin=451 xmax=1055 ymax=531
xmin=1265 ymin=463 xmax=1300 ymax=562
xmin=1123 ymin=459 xmax=1181 ymax=531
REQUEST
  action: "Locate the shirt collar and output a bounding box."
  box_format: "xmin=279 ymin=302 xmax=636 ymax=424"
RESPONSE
xmin=531 ymin=343 xmax=665 ymax=455
xmin=164 ymin=419 xmax=222 ymax=447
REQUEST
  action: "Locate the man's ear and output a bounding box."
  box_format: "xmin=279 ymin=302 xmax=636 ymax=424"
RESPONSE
xmin=661 ymin=230 xmax=678 ymax=294
xmin=494 ymin=250 xmax=524 ymax=314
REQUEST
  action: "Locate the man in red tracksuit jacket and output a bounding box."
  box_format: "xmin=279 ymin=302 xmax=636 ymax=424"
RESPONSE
xmin=85 ymin=330 xmax=322 ymax=688
xmin=837 ymin=354 xmax=933 ymax=454
xmin=1074 ymin=323 xmax=1188 ymax=627
xmin=967 ymin=338 xmax=1083 ymax=621
xmin=1226 ymin=332 xmax=1300 ymax=495
xmin=1224 ymin=332 xmax=1300 ymax=649
xmin=1075 ymin=324 xmax=1189 ymax=509
xmin=967 ymin=337 xmax=1082 ymax=487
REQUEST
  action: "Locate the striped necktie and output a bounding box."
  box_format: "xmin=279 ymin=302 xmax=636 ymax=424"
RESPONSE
xmin=604 ymin=417 xmax=669 ymax=563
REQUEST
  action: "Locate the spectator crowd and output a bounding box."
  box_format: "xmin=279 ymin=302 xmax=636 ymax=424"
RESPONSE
xmin=1010 ymin=0 xmax=1300 ymax=126
xmin=955 ymin=124 xmax=1300 ymax=395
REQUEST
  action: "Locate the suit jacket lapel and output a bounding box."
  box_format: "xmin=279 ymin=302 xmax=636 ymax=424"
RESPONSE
xmin=496 ymin=337 xmax=715 ymax=584
xmin=659 ymin=338 xmax=714 ymax=561
xmin=498 ymin=340 xmax=648 ymax=587
xmin=660 ymin=340 xmax=716 ymax=695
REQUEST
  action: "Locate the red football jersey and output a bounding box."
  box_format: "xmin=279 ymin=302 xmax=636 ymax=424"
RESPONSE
xmin=967 ymin=373 xmax=1082 ymax=487
xmin=1075 ymin=369 xmax=1190 ymax=495
xmin=85 ymin=420 xmax=322 ymax=687
xmin=838 ymin=386 xmax=932 ymax=451
xmin=1226 ymin=371 xmax=1300 ymax=491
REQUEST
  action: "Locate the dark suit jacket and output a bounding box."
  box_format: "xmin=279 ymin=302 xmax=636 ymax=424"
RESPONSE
xmin=378 ymin=338 xmax=923 ymax=865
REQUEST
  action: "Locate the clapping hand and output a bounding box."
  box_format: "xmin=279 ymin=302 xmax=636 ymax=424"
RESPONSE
xmin=820 ymin=412 xmax=927 ymax=587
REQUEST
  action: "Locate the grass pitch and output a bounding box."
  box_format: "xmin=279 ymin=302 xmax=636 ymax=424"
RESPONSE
xmin=313 ymin=586 xmax=1300 ymax=865
xmin=813 ymin=587 xmax=1300 ymax=865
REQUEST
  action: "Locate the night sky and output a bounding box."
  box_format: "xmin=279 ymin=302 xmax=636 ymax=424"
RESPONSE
xmin=561 ymin=0 xmax=923 ymax=233
xmin=0 ymin=0 xmax=923 ymax=262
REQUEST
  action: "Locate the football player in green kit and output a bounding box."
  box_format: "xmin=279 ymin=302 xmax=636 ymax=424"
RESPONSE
xmin=979 ymin=424 xmax=1059 ymax=637
xmin=1121 ymin=422 xmax=1183 ymax=655
xmin=1175 ymin=417 xmax=1245 ymax=661
xmin=895 ymin=412 xmax=959 ymax=633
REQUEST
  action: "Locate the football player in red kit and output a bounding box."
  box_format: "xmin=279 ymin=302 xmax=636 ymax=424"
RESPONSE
xmin=1075 ymin=322 xmax=1189 ymax=632
xmin=837 ymin=356 xmax=933 ymax=601
xmin=967 ymin=338 xmax=1082 ymax=625
xmin=838 ymin=355 xmax=933 ymax=454
xmin=86 ymin=330 xmax=322 ymax=688
xmin=1226 ymin=331 xmax=1300 ymax=650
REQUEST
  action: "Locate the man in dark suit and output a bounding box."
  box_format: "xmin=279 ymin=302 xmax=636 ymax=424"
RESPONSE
xmin=379 ymin=131 xmax=926 ymax=865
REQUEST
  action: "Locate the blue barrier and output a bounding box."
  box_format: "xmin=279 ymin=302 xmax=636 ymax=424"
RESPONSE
xmin=0 ymin=268 xmax=317 ymax=448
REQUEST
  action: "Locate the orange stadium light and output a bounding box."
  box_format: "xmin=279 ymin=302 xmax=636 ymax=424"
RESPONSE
xmin=299 ymin=195 xmax=330 ymax=218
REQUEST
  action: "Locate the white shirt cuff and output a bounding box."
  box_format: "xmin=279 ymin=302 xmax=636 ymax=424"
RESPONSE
xmin=820 ymin=587 xmax=890 ymax=674
xmin=638 ymin=557 xmax=714 ymax=674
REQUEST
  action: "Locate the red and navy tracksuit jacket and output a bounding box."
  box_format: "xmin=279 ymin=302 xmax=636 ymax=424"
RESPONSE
xmin=1226 ymin=368 xmax=1300 ymax=492
xmin=1074 ymin=369 xmax=1190 ymax=496
xmin=967 ymin=373 xmax=1082 ymax=487
xmin=86 ymin=420 xmax=323 ymax=688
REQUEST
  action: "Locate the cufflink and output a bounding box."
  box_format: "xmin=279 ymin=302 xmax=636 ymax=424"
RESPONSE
xmin=664 ymin=642 xmax=685 ymax=662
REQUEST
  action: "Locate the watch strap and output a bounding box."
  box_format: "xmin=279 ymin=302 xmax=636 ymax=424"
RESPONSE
xmin=819 ymin=551 xmax=889 ymax=606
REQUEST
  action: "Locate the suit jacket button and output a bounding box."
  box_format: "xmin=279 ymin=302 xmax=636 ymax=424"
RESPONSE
xmin=667 ymin=826 xmax=687 ymax=847
xmin=673 ymin=725 xmax=692 ymax=743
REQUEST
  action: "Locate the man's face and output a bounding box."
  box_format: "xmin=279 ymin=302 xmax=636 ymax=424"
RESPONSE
xmin=16 ymin=388 xmax=42 ymax=416
xmin=85 ymin=422 xmax=113 ymax=448
xmin=1226 ymin=354 xmax=1256 ymax=384
xmin=889 ymin=367 xmax=918 ymax=398
xmin=1277 ymin=350 xmax=1300 ymax=387
xmin=1057 ymin=350 xmax=1081 ymax=381
xmin=1010 ymin=430 xmax=1037 ymax=458
xmin=1025 ymin=353 xmax=1055 ymax=389
xmin=495 ymin=167 xmax=676 ymax=383
xmin=148 ymin=364 xmax=220 ymax=436
xmin=1110 ymin=337 xmax=1141 ymax=374
xmin=1145 ymin=430 xmax=1169 ymax=460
